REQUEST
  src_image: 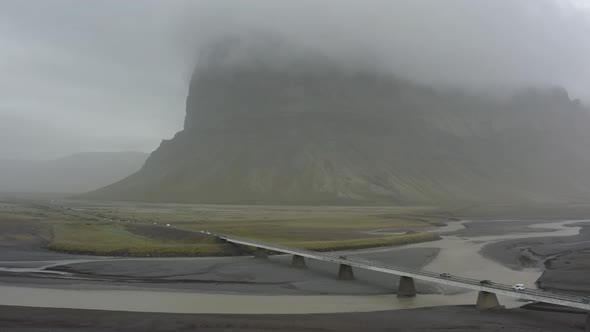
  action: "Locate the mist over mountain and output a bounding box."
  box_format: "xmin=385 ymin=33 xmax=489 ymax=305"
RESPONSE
xmin=2 ymin=0 xmax=590 ymax=159
xmin=84 ymin=37 xmax=590 ymax=205
xmin=0 ymin=151 xmax=148 ymax=194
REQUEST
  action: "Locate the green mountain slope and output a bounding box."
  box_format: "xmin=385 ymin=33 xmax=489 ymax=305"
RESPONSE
xmin=83 ymin=39 xmax=590 ymax=205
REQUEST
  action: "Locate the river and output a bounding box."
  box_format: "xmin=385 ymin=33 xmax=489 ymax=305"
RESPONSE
xmin=0 ymin=219 xmax=588 ymax=314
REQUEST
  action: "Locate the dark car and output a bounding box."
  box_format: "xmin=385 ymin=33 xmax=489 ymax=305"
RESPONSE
xmin=581 ymin=297 xmax=590 ymax=304
xmin=440 ymin=273 xmax=451 ymax=278
xmin=339 ymin=255 xmax=348 ymax=260
xmin=480 ymin=280 xmax=493 ymax=285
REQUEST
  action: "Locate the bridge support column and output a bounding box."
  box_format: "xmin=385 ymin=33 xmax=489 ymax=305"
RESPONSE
xmin=338 ymin=264 xmax=355 ymax=280
xmin=476 ymin=291 xmax=500 ymax=310
xmin=253 ymin=248 xmax=268 ymax=259
xmin=292 ymin=255 xmax=306 ymax=268
xmin=397 ymin=276 xmax=416 ymax=297
xmin=585 ymin=312 xmax=589 ymax=332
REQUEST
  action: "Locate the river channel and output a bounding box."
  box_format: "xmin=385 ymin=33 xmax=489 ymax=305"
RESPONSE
xmin=0 ymin=219 xmax=588 ymax=314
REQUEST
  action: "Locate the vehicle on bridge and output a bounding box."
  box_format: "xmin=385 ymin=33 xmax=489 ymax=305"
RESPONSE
xmin=512 ymin=283 xmax=526 ymax=291
xmin=213 ymin=231 xmax=590 ymax=312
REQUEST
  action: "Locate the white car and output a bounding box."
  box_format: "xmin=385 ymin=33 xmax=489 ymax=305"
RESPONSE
xmin=512 ymin=283 xmax=526 ymax=291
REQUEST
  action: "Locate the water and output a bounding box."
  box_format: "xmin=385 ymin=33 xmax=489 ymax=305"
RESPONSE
xmin=0 ymin=219 xmax=588 ymax=314
xmin=0 ymin=284 xmax=519 ymax=314
xmin=355 ymin=219 xmax=590 ymax=286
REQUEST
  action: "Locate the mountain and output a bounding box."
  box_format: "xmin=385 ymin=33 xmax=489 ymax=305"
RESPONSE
xmin=0 ymin=152 xmax=149 ymax=194
xmin=83 ymin=38 xmax=590 ymax=205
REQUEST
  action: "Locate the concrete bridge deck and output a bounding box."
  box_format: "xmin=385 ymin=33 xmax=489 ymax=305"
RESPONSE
xmin=204 ymin=231 xmax=590 ymax=312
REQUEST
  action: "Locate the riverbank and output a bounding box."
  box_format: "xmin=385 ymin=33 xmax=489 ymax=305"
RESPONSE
xmin=0 ymin=247 xmax=441 ymax=296
xmin=2 ymin=201 xmax=590 ymax=331
xmin=480 ymin=221 xmax=590 ymax=295
xmin=0 ymin=305 xmax=585 ymax=332
xmin=3 ymin=215 xmax=588 ymax=300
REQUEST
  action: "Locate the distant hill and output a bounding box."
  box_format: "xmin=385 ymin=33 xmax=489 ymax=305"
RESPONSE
xmin=82 ymin=37 xmax=590 ymax=205
xmin=0 ymin=152 xmax=148 ymax=194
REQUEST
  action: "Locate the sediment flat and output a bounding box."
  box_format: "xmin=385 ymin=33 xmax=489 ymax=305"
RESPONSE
xmin=2 ymin=201 xmax=590 ymax=331
xmin=481 ymin=222 xmax=590 ymax=294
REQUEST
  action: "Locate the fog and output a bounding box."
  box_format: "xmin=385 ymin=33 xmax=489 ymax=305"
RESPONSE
xmin=1 ymin=0 xmax=589 ymax=159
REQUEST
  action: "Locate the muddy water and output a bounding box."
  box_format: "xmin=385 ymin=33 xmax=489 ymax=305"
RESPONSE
xmin=347 ymin=219 xmax=590 ymax=308
xmin=0 ymin=219 xmax=588 ymax=314
xmin=0 ymin=284 xmax=517 ymax=314
xmin=359 ymin=220 xmax=590 ymax=284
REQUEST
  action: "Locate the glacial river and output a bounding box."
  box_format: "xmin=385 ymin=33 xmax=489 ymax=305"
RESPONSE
xmin=0 ymin=219 xmax=588 ymax=314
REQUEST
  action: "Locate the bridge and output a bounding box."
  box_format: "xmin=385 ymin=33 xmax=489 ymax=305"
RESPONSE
xmin=204 ymin=231 xmax=590 ymax=313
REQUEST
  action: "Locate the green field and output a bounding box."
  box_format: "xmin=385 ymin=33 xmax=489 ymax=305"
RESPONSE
xmin=48 ymin=223 xmax=229 ymax=256
xmin=0 ymin=200 xmax=446 ymax=256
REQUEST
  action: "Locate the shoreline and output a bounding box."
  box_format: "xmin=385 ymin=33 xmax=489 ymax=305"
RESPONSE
xmin=44 ymin=231 xmax=441 ymax=258
xmin=479 ymin=221 xmax=590 ymax=295
xmin=1 ymin=217 xmax=589 ymax=315
xmin=1 ymin=216 xmax=589 ymax=331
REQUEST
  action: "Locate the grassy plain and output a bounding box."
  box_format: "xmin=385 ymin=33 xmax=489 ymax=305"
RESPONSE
xmin=47 ymin=224 xmax=230 ymax=256
xmin=0 ymin=200 xmax=446 ymax=256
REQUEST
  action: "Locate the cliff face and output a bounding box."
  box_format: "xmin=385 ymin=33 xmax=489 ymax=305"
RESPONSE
xmin=83 ymin=39 xmax=590 ymax=205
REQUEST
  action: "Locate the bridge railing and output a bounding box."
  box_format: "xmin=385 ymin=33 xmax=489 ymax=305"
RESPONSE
xmin=211 ymin=231 xmax=589 ymax=306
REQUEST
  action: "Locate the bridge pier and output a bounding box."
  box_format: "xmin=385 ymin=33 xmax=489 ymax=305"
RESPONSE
xmin=253 ymin=248 xmax=268 ymax=259
xmin=397 ymin=276 xmax=417 ymax=297
xmin=585 ymin=311 xmax=589 ymax=332
xmin=476 ymin=291 xmax=500 ymax=310
xmin=291 ymin=255 xmax=307 ymax=268
xmin=338 ymin=264 xmax=355 ymax=280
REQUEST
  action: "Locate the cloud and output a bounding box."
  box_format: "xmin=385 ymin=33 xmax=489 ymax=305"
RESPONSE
xmin=0 ymin=0 xmax=191 ymax=158
xmin=0 ymin=0 xmax=588 ymax=159
xmin=179 ymin=0 xmax=590 ymax=95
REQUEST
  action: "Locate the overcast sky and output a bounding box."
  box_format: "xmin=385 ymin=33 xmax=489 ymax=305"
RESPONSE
xmin=1 ymin=0 xmax=589 ymax=159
